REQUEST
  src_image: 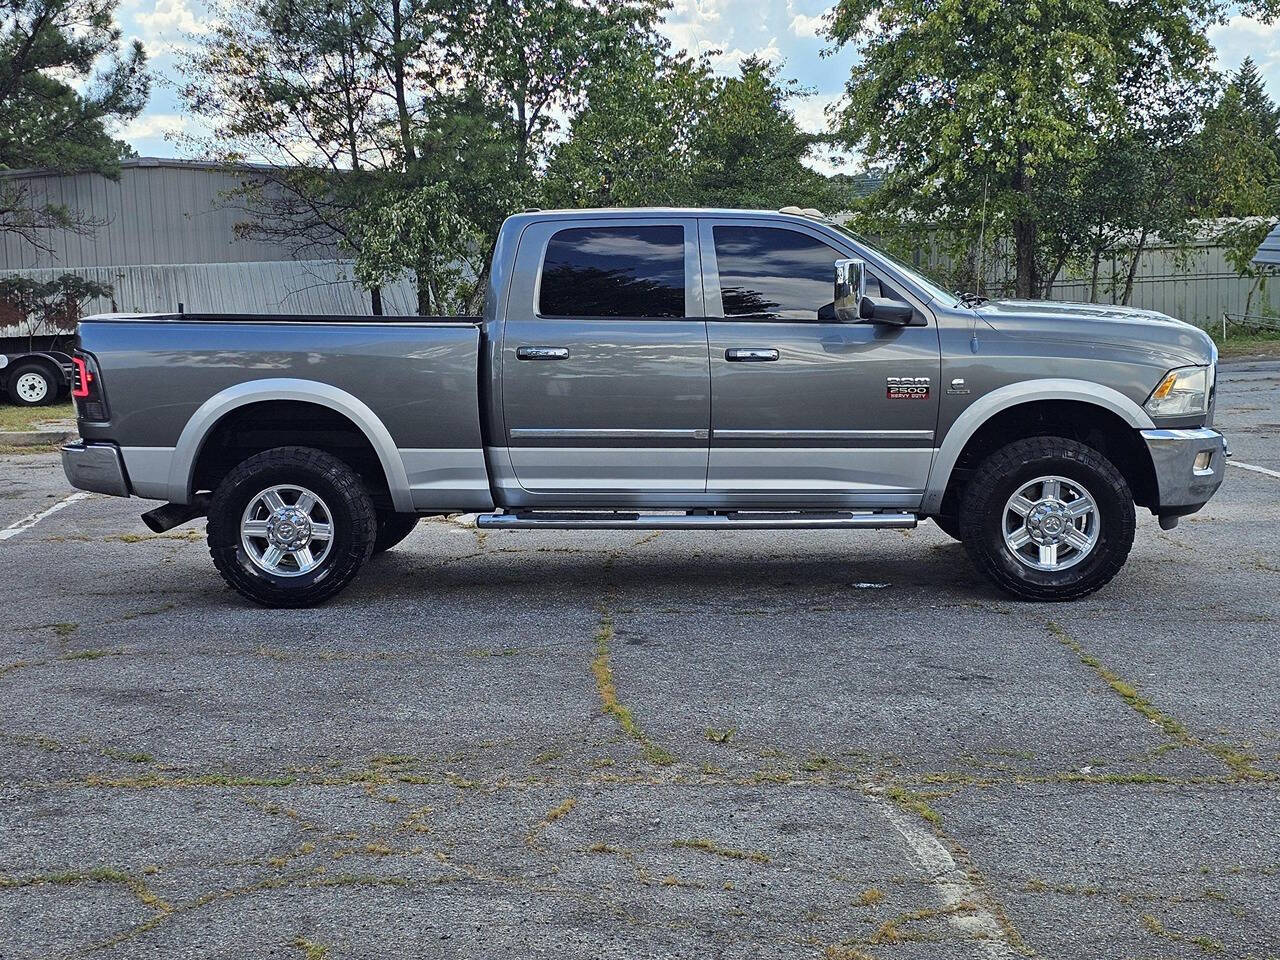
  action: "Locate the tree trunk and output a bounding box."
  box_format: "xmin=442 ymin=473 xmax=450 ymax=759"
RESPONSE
xmin=391 ymin=0 xmax=416 ymax=164
xmin=1011 ymin=152 xmax=1038 ymax=299
xmin=1120 ymin=226 xmax=1149 ymax=306
xmin=417 ymin=274 xmax=432 ymax=317
xmin=1089 ymin=249 xmax=1101 ymax=303
xmin=1013 ymin=215 xmax=1038 ymax=298
xmin=1042 ymin=251 xmax=1068 ymax=299
xmin=371 ymin=286 xmax=383 ymax=316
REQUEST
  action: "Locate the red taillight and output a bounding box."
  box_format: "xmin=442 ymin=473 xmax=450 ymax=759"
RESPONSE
xmin=72 ymin=355 xmax=92 ymax=398
xmin=72 ymin=351 xmax=108 ymax=421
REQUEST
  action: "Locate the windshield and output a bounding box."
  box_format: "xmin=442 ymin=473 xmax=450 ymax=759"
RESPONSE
xmin=829 ymin=223 xmax=962 ymax=308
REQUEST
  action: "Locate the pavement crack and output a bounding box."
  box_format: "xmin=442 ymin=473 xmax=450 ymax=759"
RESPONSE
xmin=1047 ymin=621 xmax=1273 ymax=781
xmin=591 ymin=605 xmax=675 ymax=767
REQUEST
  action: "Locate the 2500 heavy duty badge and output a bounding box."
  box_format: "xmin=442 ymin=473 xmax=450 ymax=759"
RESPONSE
xmin=887 ymin=376 xmax=930 ymax=400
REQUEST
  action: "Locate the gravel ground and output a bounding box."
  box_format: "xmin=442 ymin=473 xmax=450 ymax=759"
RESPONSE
xmin=0 ymin=362 xmax=1277 ymax=960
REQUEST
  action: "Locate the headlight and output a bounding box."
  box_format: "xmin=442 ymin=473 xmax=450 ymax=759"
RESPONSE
xmin=1145 ymin=365 xmax=1211 ymax=417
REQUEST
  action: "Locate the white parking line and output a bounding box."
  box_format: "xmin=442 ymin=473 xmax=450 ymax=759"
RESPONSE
xmin=0 ymin=491 xmax=92 ymax=542
xmin=1231 ymin=460 xmax=1280 ymax=481
xmin=868 ymin=789 xmax=1021 ymax=959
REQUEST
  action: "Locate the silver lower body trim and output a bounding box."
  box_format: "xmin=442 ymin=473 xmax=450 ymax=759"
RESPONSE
xmin=400 ymin=448 xmax=494 ymax=510
xmin=120 ymin=446 xmax=177 ymax=500
xmin=708 ymin=447 xmax=935 ymax=493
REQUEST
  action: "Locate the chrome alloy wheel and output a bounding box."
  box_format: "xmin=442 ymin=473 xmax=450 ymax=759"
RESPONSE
xmin=240 ymin=485 xmax=334 ymax=577
xmin=1002 ymin=475 xmax=1100 ymax=572
xmin=14 ymin=372 xmax=49 ymax=403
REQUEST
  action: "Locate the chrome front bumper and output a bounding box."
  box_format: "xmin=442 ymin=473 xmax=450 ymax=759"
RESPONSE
xmin=1140 ymin=427 xmax=1227 ymax=517
xmin=61 ymin=440 xmax=130 ymax=498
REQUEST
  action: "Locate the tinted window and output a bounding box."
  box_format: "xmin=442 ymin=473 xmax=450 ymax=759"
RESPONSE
xmin=539 ymin=226 xmax=685 ymax=318
xmin=714 ymin=226 xmax=842 ymax=320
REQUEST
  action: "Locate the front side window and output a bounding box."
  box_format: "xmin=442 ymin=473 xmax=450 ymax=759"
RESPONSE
xmin=714 ymin=226 xmax=843 ymax=321
xmin=539 ymin=225 xmax=685 ymax=318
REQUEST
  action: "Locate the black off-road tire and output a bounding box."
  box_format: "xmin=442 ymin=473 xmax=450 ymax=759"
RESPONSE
xmin=372 ymin=512 xmax=419 ymax=554
xmin=931 ymin=513 xmax=963 ymax=541
xmin=6 ymin=362 xmax=56 ymax=406
xmin=958 ymin=436 xmax=1136 ymax=601
xmin=207 ymin=447 xmax=376 ymax=608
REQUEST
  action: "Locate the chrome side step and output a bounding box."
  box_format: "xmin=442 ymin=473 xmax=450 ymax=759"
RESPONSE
xmin=474 ymin=510 xmax=918 ymax=531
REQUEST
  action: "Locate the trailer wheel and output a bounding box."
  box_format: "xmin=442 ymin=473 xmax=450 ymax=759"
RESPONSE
xmin=6 ymin=363 xmax=55 ymax=406
xmin=207 ymin=446 xmax=376 ymax=608
xmin=372 ymin=512 xmax=420 ymax=554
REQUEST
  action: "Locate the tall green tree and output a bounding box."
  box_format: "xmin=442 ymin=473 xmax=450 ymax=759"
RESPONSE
xmin=453 ymin=0 xmax=666 ymax=180
xmin=827 ymin=0 xmax=1278 ymax=299
xmin=181 ymin=0 xmax=662 ymax=314
xmin=545 ymin=53 xmax=840 ymax=212
xmin=0 ymin=0 xmax=148 ymax=253
xmin=1195 ymin=63 xmax=1280 ymax=311
xmin=542 ymin=45 xmax=714 ymax=207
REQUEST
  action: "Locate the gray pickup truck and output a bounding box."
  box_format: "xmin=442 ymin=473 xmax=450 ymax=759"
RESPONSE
xmin=62 ymin=207 xmax=1226 ymax=607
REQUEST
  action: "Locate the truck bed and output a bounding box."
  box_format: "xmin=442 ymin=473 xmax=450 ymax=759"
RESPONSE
xmin=74 ymin=313 xmax=491 ymax=511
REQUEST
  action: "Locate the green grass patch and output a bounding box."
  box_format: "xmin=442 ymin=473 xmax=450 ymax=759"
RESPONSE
xmin=0 ymin=401 xmax=74 ymax=433
xmin=673 ymin=837 xmax=770 ymax=863
xmin=592 ymin=610 xmax=675 ymax=767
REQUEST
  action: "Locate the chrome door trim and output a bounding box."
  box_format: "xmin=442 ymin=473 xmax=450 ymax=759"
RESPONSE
xmin=714 ymin=429 xmax=935 ymax=441
xmin=510 ymin=428 xmax=707 ymax=440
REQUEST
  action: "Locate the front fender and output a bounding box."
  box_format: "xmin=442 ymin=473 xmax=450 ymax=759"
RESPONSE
xmin=921 ymin=379 xmax=1155 ymax=515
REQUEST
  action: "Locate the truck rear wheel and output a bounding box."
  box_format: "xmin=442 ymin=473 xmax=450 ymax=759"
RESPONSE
xmin=958 ymin=436 xmax=1135 ymax=601
xmin=207 ymin=447 xmax=376 ymax=608
xmin=373 ymin=512 xmax=419 ymax=554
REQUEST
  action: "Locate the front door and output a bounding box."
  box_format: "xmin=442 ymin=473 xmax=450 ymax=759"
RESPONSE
xmin=500 ymin=217 xmax=710 ymax=498
xmin=700 ymin=219 xmax=941 ymax=505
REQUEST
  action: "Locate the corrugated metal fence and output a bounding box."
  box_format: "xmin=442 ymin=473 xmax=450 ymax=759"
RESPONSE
xmin=939 ymin=238 xmax=1278 ymax=327
xmin=0 ymin=260 xmax=420 ymax=337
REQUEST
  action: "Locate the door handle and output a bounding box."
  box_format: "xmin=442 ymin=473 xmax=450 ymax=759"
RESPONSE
xmin=726 ymin=348 xmax=779 ymax=362
xmin=517 ymin=346 xmax=569 ymax=360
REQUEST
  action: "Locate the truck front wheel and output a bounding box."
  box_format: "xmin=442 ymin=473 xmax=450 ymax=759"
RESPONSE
xmin=958 ymin=436 xmax=1135 ymax=601
xmin=207 ymin=447 xmax=377 ymax=608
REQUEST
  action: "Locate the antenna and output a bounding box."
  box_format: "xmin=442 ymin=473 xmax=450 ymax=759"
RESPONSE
xmin=975 ymin=177 xmax=989 ymax=297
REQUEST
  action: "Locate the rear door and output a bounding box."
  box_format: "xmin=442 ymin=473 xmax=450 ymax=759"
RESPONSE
xmin=700 ymin=218 xmax=941 ymax=504
xmin=499 ymin=217 xmax=710 ymax=497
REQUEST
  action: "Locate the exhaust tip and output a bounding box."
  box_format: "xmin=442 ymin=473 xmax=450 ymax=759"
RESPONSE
xmin=140 ymin=497 xmax=208 ymax=534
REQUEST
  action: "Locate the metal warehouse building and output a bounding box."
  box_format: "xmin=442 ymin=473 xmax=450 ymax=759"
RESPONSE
xmin=0 ymin=158 xmax=416 ymax=328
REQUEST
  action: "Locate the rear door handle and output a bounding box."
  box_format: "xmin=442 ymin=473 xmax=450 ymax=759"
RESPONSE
xmin=726 ymin=348 xmax=779 ymax=362
xmin=517 ymin=346 xmax=569 ymax=360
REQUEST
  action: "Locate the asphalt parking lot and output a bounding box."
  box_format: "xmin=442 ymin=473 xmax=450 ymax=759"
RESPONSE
xmin=1 ymin=361 xmax=1278 ymax=960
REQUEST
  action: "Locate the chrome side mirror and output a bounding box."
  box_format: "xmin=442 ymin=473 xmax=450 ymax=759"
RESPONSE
xmin=834 ymin=258 xmax=866 ymax=323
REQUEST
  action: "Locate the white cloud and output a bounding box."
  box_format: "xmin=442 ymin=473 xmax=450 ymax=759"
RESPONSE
xmin=1207 ymin=15 xmax=1280 ymax=90
xmin=125 ymin=0 xmax=209 ymax=56
xmin=788 ymin=7 xmax=831 ymax=39
xmin=705 ymin=36 xmax=783 ymax=74
xmin=789 ymin=91 xmax=839 ymax=134
xmin=114 ymin=113 xmax=189 ymax=141
xmin=669 ymin=0 xmax=724 ymax=22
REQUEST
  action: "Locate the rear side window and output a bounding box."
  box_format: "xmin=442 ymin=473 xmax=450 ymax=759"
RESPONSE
xmin=714 ymin=226 xmax=842 ymax=320
xmin=539 ymin=226 xmax=685 ymax=318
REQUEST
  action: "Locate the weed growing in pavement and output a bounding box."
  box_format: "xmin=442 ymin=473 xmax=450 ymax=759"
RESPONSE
xmin=592 ymin=610 xmax=675 ymax=767
xmin=672 ymin=838 xmax=770 ymax=863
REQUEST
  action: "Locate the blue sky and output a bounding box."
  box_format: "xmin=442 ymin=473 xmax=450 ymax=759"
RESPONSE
xmin=115 ymin=0 xmax=1280 ymax=174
